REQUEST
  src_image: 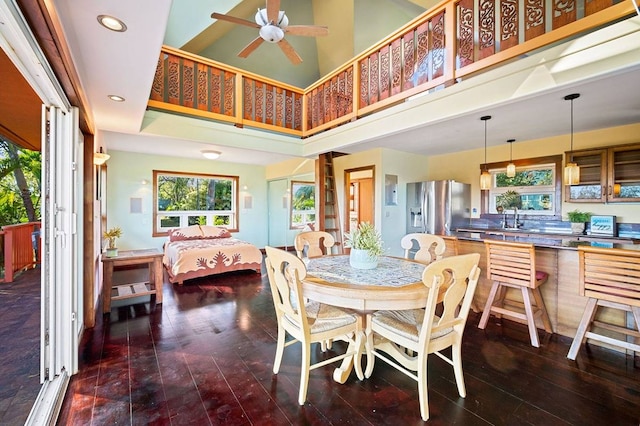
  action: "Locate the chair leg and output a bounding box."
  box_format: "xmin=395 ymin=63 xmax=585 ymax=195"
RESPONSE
xmin=521 ymin=287 xmax=540 ymax=347
xmin=417 ymin=353 xmax=430 ymax=421
xmin=273 ymin=324 xmax=286 ymax=374
xmin=478 ymin=281 xmax=501 ymax=329
xmin=451 ymin=339 xmax=466 ymax=398
xmin=531 ymin=287 xmax=553 ymax=333
xmin=365 ymin=314 xmax=375 ymax=378
xmin=567 ymin=298 xmax=598 ymax=360
xmin=298 ymin=343 xmax=311 ymax=405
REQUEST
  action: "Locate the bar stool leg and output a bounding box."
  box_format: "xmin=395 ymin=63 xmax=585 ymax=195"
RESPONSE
xmin=567 ymin=298 xmax=598 ymax=360
xmin=478 ymin=281 xmax=501 ymax=329
xmin=532 ymin=287 xmax=552 ymax=333
xmin=521 ymin=287 xmax=540 ymax=347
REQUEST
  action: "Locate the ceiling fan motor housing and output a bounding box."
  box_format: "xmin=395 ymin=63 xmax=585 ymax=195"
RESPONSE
xmin=255 ymin=9 xmax=288 ymax=43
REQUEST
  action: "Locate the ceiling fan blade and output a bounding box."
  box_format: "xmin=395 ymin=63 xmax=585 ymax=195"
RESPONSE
xmin=285 ymin=25 xmax=329 ymax=37
xmin=211 ymin=12 xmax=260 ymax=29
xmin=278 ymin=39 xmax=303 ymax=65
xmin=266 ymin=0 xmax=281 ymax=23
xmin=238 ymin=37 xmax=265 ymax=58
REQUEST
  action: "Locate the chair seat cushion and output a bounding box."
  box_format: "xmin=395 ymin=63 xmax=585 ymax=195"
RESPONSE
xmin=536 ymin=270 xmax=549 ymax=282
xmin=372 ymin=309 xmax=453 ymax=343
xmin=285 ymin=301 xmax=357 ymax=334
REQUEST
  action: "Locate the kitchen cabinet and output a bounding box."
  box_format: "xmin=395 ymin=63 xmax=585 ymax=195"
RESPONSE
xmin=565 ymin=142 xmax=640 ymax=203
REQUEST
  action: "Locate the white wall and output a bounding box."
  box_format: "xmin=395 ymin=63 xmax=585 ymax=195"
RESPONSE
xmin=105 ymin=150 xmax=268 ymax=251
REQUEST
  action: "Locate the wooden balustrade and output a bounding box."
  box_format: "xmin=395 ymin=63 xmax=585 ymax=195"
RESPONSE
xmin=148 ymin=0 xmax=634 ymax=138
xmin=0 ymin=222 xmax=41 ymax=283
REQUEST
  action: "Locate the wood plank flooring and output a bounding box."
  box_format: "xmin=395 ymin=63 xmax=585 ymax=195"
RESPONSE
xmin=55 ymin=263 xmax=640 ymax=425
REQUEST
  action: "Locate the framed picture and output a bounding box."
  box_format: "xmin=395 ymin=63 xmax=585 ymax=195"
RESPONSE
xmin=590 ymin=215 xmax=616 ymax=236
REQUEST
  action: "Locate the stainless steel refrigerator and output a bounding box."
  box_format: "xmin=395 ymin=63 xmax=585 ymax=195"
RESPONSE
xmin=406 ymin=180 xmax=471 ymax=234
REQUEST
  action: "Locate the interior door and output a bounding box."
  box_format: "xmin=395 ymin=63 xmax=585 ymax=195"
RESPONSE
xmin=344 ymin=167 xmax=375 ymax=233
xmin=267 ymin=179 xmax=289 ymax=248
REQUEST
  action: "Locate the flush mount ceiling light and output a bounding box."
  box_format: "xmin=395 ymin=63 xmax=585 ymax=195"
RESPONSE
xmin=506 ymin=139 xmax=516 ymax=178
xmin=97 ymin=15 xmax=127 ymax=32
xmin=480 ymin=115 xmax=492 ymax=191
xmin=201 ymin=150 xmax=221 ymax=160
xmin=564 ymin=93 xmax=581 ymax=186
xmin=93 ymin=147 xmax=110 ymax=165
xmin=108 ymin=95 xmax=125 ymax=102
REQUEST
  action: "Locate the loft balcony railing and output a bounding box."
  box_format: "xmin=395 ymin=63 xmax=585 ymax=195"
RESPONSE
xmin=0 ymin=222 xmax=41 ymax=283
xmin=148 ymin=0 xmax=635 ymax=138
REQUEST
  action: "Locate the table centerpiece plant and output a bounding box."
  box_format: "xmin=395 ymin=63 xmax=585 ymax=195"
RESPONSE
xmin=103 ymin=226 xmax=122 ymax=257
xmin=344 ymin=222 xmax=384 ymax=269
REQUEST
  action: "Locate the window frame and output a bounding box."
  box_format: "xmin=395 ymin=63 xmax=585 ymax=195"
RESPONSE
xmin=480 ymin=155 xmax=562 ymax=219
xmin=152 ymin=170 xmax=239 ymax=236
xmin=289 ymin=180 xmax=316 ymax=230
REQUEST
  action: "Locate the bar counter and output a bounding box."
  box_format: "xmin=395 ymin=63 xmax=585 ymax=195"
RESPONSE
xmin=440 ymin=230 xmax=639 ymax=352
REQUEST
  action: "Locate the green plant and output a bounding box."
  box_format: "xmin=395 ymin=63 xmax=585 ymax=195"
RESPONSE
xmin=103 ymin=226 xmax=122 ymax=249
xmin=344 ymin=222 xmax=384 ymax=257
xmin=567 ymin=210 xmax=592 ymax=223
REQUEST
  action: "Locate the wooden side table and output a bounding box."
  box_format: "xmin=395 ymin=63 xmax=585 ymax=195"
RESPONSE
xmin=101 ymin=248 xmax=164 ymax=314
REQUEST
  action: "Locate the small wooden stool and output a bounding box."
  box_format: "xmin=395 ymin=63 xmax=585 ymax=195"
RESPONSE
xmin=567 ymin=245 xmax=640 ymax=360
xmin=478 ymin=240 xmax=553 ymax=347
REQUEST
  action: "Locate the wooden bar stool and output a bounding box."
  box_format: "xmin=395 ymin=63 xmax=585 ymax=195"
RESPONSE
xmin=567 ymin=245 xmax=640 ymax=360
xmin=478 ymin=240 xmax=553 ymax=347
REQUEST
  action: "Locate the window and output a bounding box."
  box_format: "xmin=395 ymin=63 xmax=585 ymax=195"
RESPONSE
xmin=290 ymin=181 xmax=315 ymax=229
xmin=153 ymin=170 xmax=239 ymax=235
xmin=481 ymin=155 xmax=562 ymax=217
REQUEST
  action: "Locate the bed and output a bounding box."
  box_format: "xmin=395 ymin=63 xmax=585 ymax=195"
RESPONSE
xmin=162 ymin=225 xmax=263 ymax=285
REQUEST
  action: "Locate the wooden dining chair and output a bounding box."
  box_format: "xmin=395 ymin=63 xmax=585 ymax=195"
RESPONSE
xmin=264 ymin=246 xmax=363 ymax=405
xmin=401 ymin=233 xmax=448 ymax=264
xmin=567 ymin=245 xmax=640 ymax=360
xmin=478 ymin=240 xmax=553 ymax=347
xmin=295 ymin=230 xmax=335 ymax=258
xmin=367 ymin=253 xmax=481 ymax=421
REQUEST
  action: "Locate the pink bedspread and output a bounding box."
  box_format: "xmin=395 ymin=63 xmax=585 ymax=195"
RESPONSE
xmin=163 ymin=237 xmax=263 ymax=284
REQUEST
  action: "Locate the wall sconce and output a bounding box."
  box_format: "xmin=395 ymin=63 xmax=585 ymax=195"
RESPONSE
xmin=563 ymin=93 xmax=580 ymax=185
xmin=479 ymin=115 xmax=492 ymax=190
xmin=94 ymin=147 xmax=110 ymax=165
xmin=506 ymin=139 xmax=516 ymax=178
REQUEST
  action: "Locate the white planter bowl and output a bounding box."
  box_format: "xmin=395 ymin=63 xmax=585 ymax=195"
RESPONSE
xmin=349 ymin=248 xmax=378 ymax=269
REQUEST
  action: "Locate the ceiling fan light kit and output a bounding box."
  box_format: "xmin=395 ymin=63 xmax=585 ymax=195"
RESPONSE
xmin=212 ymin=0 xmax=328 ymax=64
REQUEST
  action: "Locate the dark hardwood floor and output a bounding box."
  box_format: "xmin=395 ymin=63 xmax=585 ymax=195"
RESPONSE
xmin=0 ymin=267 xmax=41 ymax=426
xmin=51 ymin=262 xmax=640 ymax=425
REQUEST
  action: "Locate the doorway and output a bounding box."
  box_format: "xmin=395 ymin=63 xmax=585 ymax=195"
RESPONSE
xmin=344 ymin=166 xmax=375 ymax=235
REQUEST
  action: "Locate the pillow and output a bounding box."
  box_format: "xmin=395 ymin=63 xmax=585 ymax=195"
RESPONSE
xmin=168 ymin=225 xmax=204 ymax=242
xmin=199 ymin=225 xmax=232 ymax=239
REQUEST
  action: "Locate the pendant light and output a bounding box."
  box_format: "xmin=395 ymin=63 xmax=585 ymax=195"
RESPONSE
xmin=563 ymin=93 xmax=580 ymax=185
xmin=506 ymin=139 xmax=516 ymax=178
xmin=480 ymin=115 xmax=492 ymax=190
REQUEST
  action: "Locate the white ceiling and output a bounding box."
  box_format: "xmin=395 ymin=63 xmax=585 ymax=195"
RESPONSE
xmin=52 ymin=0 xmax=640 ymax=166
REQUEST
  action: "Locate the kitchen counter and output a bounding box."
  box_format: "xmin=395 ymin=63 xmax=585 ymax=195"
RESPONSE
xmin=452 ymin=228 xmax=638 ymax=250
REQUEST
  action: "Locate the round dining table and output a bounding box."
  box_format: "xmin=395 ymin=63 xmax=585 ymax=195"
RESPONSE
xmin=303 ymin=254 xmax=429 ymax=382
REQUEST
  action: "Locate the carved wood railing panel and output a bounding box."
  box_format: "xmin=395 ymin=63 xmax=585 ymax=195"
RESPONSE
xmin=148 ymin=1 xmax=633 ymax=139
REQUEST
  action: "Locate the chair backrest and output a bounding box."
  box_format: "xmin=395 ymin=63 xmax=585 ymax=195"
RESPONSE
xmin=419 ymin=253 xmax=481 ymax=344
xmin=295 ymin=231 xmax=335 ymax=258
xmin=579 ymin=245 xmax=640 ymax=307
xmin=401 ymin=233 xmax=447 ymax=264
xmin=265 ymin=246 xmax=309 ymax=332
xmin=484 ymin=240 xmax=538 ymax=289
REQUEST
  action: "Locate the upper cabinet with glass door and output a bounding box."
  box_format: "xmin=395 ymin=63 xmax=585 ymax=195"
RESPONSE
xmin=565 ymin=143 xmax=640 ymax=203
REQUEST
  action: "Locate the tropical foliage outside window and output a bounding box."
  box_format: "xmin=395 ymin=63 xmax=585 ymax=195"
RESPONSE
xmin=290 ymin=181 xmax=315 ymax=229
xmin=488 ymin=164 xmax=555 ymax=215
xmin=0 ymin=139 xmax=41 ymax=226
xmin=153 ymin=170 xmax=238 ymax=235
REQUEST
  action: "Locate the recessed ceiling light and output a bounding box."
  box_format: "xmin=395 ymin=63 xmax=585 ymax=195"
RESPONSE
xmin=97 ymin=15 xmax=127 ymax=32
xmin=201 ymin=150 xmax=221 ymax=160
xmin=108 ymin=95 xmax=125 ymax=102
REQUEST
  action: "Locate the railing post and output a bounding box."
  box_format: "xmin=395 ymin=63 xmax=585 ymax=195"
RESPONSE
xmin=4 ymin=229 xmax=13 ymax=283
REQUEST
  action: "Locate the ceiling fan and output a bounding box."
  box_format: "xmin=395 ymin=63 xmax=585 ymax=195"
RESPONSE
xmin=211 ymin=0 xmax=328 ymax=65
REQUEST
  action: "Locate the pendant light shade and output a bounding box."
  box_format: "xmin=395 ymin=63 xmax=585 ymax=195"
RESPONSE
xmin=563 ymin=94 xmax=580 ymax=185
xmin=506 ymin=139 xmax=516 ymax=178
xmin=480 ymin=116 xmax=492 ymax=190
